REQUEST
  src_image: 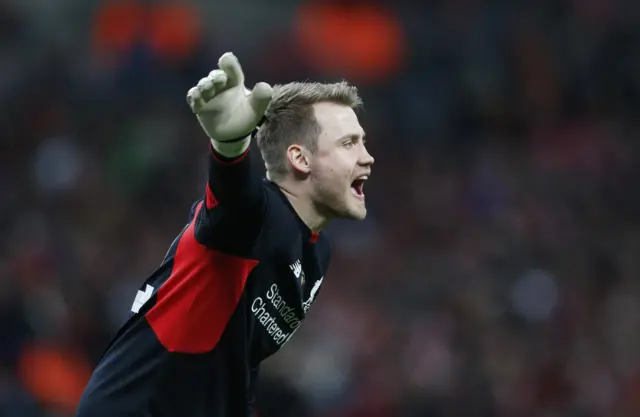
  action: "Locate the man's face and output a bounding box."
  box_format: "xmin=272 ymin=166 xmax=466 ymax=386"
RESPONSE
xmin=307 ymin=102 xmax=374 ymax=221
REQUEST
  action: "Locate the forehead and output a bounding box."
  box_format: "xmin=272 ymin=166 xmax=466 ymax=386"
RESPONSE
xmin=313 ymin=102 xmax=364 ymax=141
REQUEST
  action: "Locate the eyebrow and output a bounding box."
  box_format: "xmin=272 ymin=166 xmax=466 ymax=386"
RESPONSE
xmin=337 ymin=132 xmax=366 ymax=142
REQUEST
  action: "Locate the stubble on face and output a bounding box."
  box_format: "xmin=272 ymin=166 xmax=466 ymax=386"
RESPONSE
xmin=308 ymin=103 xmax=370 ymax=222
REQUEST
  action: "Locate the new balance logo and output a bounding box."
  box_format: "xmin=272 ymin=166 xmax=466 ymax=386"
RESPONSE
xmin=131 ymin=284 xmax=154 ymax=313
xmin=289 ymin=260 xmax=302 ymax=279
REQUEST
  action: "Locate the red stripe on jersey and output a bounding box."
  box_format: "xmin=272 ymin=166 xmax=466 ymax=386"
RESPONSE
xmin=208 ymin=141 xmax=250 ymax=166
xmin=309 ymin=232 xmax=319 ymax=243
xmin=146 ymin=202 xmax=259 ymax=353
xmin=205 ymin=184 xmax=219 ymax=210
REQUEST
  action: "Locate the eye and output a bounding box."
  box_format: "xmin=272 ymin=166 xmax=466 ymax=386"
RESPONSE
xmin=343 ymin=135 xmax=361 ymax=148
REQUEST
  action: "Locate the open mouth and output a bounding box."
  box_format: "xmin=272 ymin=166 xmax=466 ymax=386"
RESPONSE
xmin=351 ymin=178 xmax=366 ymax=200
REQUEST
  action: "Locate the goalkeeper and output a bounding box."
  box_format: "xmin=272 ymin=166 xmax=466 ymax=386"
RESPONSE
xmin=75 ymin=52 xmax=374 ymax=417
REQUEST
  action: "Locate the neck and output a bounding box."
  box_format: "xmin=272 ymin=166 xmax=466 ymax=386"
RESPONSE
xmin=276 ymin=181 xmax=329 ymax=233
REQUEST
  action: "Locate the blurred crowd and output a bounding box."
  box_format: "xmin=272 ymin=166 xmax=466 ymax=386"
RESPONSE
xmin=2 ymin=0 xmax=640 ymax=416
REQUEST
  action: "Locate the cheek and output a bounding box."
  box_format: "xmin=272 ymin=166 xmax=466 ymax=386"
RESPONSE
xmin=315 ymin=163 xmax=350 ymax=190
xmin=315 ymin=153 xmax=352 ymax=178
xmin=312 ymin=156 xmax=333 ymax=180
xmin=311 ymin=152 xmax=356 ymax=198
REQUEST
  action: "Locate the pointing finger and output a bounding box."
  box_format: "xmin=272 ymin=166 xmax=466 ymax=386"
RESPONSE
xmin=218 ymin=52 xmax=244 ymax=87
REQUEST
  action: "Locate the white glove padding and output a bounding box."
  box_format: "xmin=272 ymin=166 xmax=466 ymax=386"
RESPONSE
xmin=187 ymin=52 xmax=273 ymax=145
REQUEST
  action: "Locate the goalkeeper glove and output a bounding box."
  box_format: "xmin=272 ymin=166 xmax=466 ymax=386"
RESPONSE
xmin=186 ymin=52 xmax=273 ymax=157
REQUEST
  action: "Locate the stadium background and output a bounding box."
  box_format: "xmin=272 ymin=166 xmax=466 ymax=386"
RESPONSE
xmin=2 ymin=0 xmax=640 ymax=416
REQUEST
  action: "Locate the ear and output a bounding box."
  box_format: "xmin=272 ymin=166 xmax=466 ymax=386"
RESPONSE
xmin=286 ymin=144 xmax=311 ymax=175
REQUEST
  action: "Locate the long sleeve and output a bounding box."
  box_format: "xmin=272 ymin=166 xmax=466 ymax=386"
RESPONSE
xmin=192 ymin=141 xmax=268 ymax=254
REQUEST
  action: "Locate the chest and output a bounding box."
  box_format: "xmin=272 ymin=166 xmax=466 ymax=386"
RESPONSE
xmin=246 ymin=240 xmax=326 ymax=359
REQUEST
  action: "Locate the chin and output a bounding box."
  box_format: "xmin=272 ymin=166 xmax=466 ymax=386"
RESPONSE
xmin=342 ymin=202 xmax=367 ymax=221
xmin=318 ymin=191 xmax=368 ymax=221
xmin=350 ymin=211 xmax=367 ymax=221
xmin=324 ymin=202 xmax=367 ymax=221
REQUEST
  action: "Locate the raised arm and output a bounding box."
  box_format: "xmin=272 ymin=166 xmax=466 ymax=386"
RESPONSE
xmin=186 ymin=53 xmax=272 ymax=250
xmin=187 ymin=52 xmax=272 ymax=212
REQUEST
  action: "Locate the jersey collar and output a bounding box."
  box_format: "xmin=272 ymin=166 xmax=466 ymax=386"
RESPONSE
xmin=263 ymin=179 xmax=321 ymax=244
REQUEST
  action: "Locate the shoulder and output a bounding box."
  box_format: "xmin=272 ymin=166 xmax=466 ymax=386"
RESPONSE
xmin=261 ymin=182 xmax=301 ymax=229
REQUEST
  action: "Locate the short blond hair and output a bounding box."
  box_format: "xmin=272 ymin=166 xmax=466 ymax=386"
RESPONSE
xmin=256 ymin=81 xmax=362 ymax=180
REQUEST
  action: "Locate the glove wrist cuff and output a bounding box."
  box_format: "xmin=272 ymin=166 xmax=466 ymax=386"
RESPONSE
xmin=211 ymin=136 xmax=251 ymax=157
xmin=208 ymin=115 xmax=266 ymax=157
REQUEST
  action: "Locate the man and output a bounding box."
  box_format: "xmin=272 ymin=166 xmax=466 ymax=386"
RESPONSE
xmin=75 ymin=52 xmax=374 ymax=417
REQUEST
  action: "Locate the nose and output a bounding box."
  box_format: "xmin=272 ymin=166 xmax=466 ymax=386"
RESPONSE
xmin=360 ymin=145 xmax=374 ymax=166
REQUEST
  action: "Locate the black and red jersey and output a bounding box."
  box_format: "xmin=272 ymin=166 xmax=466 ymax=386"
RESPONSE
xmin=75 ymin=144 xmax=330 ymax=417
